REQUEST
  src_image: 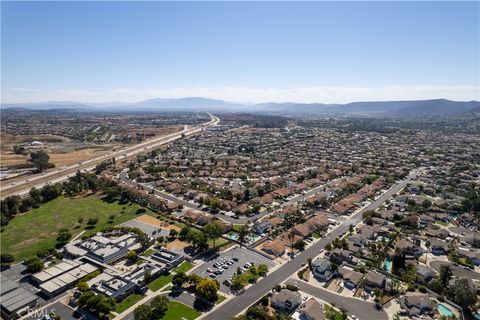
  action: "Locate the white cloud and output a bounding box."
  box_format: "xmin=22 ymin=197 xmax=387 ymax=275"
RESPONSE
xmin=2 ymin=85 xmax=479 ymax=104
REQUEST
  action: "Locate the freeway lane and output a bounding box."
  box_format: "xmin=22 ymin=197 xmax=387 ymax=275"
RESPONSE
xmin=1 ymin=114 xmax=219 ymax=199
xmin=202 ymin=169 xmax=422 ymax=320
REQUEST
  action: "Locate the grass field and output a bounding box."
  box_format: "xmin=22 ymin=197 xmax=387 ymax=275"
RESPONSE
xmin=142 ymin=248 xmax=156 ymax=257
xmin=174 ymin=261 xmax=193 ymax=273
xmin=216 ymin=294 xmax=226 ymax=304
xmin=0 ymin=193 xmax=155 ymax=261
xmin=148 ymin=274 xmax=174 ymax=292
xmin=160 ymin=301 xmax=200 ymax=320
xmin=115 ymin=293 xmax=145 ymax=313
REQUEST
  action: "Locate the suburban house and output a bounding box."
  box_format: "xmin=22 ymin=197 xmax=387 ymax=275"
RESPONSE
xmin=400 ymin=292 xmax=435 ymax=317
xmin=262 ymin=239 xmax=286 ymax=257
xmin=254 ymin=220 xmax=273 ymax=235
xmin=364 ymin=271 xmax=386 ymax=291
xmin=311 ymin=258 xmax=335 ymax=282
xmin=271 ymin=289 xmax=302 ymax=314
xmin=292 ymin=223 xmax=311 ymax=238
xmin=396 ymin=238 xmax=423 ymax=258
xmin=416 ymin=265 xmax=436 ymax=282
xmin=338 ymin=266 xmax=363 ymax=290
xmin=329 ymin=248 xmax=354 ymax=265
xmin=429 ymin=238 xmax=449 ymax=255
xmin=299 ymin=298 xmax=325 ymax=320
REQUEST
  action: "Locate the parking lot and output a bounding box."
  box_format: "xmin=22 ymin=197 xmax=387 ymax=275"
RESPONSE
xmin=193 ymin=247 xmax=275 ymax=293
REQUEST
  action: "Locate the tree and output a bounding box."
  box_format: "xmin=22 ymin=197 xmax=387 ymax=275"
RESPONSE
xmin=230 ymin=276 xmax=245 ymax=291
xmin=245 ymin=305 xmax=269 ymax=320
xmin=13 ymin=145 xmax=27 ymax=155
xmin=325 ymin=242 xmax=332 ymax=251
xmin=126 ymin=251 xmax=139 ymax=263
xmin=293 ymin=239 xmax=306 ymax=251
xmin=77 ymin=281 xmax=90 ymax=292
xmin=169 ymin=229 xmax=178 ymax=239
xmin=349 ymin=224 xmax=354 ymax=234
xmin=450 ymin=278 xmax=476 ymax=310
xmin=196 ymin=278 xmax=219 ymax=302
xmin=172 ymin=271 xmax=188 ymax=287
xmin=422 ymin=199 xmax=432 ymax=209
xmin=373 ymin=288 xmax=384 ymax=303
xmin=462 ymin=199 xmax=472 ymax=212
xmin=56 ymin=228 xmax=72 ymax=247
xmin=238 ymin=225 xmax=250 ymax=246
xmin=179 ymin=226 xmax=191 ymax=240
xmin=204 ymin=222 xmax=223 ymax=248
xmin=0 ymin=253 xmax=15 ymax=266
xmin=244 ymin=189 xmax=250 ymax=202
xmin=439 ymin=265 xmax=453 ymax=287
xmin=25 ymin=257 xmax=44 ymax=274
xmin=133 ymin=304 xmax=152 ymax=320
xmin=30 ymin=151 xmax=54 ymax=172
xmin=188 ymin=229 xmax=208 ymax=251
xmin=257 ymin=264 xmax=268 ymax=277
xmin=188 ymin=274 xmax=201 ymax=287
xmin=150 ymin=295 xmax=169 ymax=319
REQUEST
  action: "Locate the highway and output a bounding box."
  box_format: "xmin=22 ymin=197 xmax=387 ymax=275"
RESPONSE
xmin=0 ymin=114 xmax=219 ymax=199
xmin=202 ymin=169 xmax=422 ymax=320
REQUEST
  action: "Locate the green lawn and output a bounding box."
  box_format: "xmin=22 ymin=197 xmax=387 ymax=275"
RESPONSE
xmin=115 ymin=293 xmax=145 ymax=313
xmin=232 ymin=224 xmax=245 ymax=232
xmin=324 ymin=304 xmax=347 ymax=320
xmin=0 ymin=194 xmax=155 ymax=261
xmin=208 ymin=237 xmax=229 ymax=248
xmin=160 ymin=301 xmax=200 ymax=320
xmin=216 ymin=294 xmax=226 ymax=304
xmin=435 ymin=220 xmax=448 ymax=226
xmin=312 ymin=232 xmax=321 ymax=239
xmin=174 ymin=261 xmax=193 ymax=273
xmin=142 ymin=248 xmax=156 ymax=257
xmin=148 ymin=274 xmax=173 ymax=292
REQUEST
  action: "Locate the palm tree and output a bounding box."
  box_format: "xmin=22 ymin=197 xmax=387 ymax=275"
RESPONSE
xmin=424 ymin=240 xmax=431 ymax=264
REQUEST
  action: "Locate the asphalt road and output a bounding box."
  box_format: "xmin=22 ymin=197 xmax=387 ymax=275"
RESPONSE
xmin=202 ymin=169 xmax=422 ymax=320
xmin=1 ymin=114 xmax=219 ymax=199
xmin=286 ymin=279 xmax=388 ymax=320
xmin=429 ymin=261 xmax=480 ymax=280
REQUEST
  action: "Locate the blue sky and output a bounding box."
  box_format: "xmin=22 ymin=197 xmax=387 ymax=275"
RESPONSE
xmin=1 ymin=1 xmax=479 ymax=103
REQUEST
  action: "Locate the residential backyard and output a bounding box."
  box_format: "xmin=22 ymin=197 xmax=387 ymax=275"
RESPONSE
xmin=0 ymin=193 xmax=156 ymax=261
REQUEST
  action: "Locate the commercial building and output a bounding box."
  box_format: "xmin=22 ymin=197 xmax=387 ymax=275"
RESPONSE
xmin=151 ymin=248 xmax=184 ymax=269
xmin=32 ymin=260 xmax=98 ymax=297
xmin=64 ymin=232 xmax=141 ymax=264
xmin=0 ymin=278 xmax=38 ymax=320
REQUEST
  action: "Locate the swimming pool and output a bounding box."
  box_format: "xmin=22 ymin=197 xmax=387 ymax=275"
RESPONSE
xmin=383 ymin=259 xmax=392 ymax=272
xmin=437 ymin=303 xmax=454 ymax=317
xmin=228 ymin=234 xmax=239 ymax=240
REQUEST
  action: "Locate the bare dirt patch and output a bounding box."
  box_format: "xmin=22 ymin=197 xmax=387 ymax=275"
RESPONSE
xmin=49 ymin=148 xmax=112 ymax=167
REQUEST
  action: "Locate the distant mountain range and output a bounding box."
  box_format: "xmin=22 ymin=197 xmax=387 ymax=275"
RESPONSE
xmin=1 ymin=97 xmax=479 ymax=118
